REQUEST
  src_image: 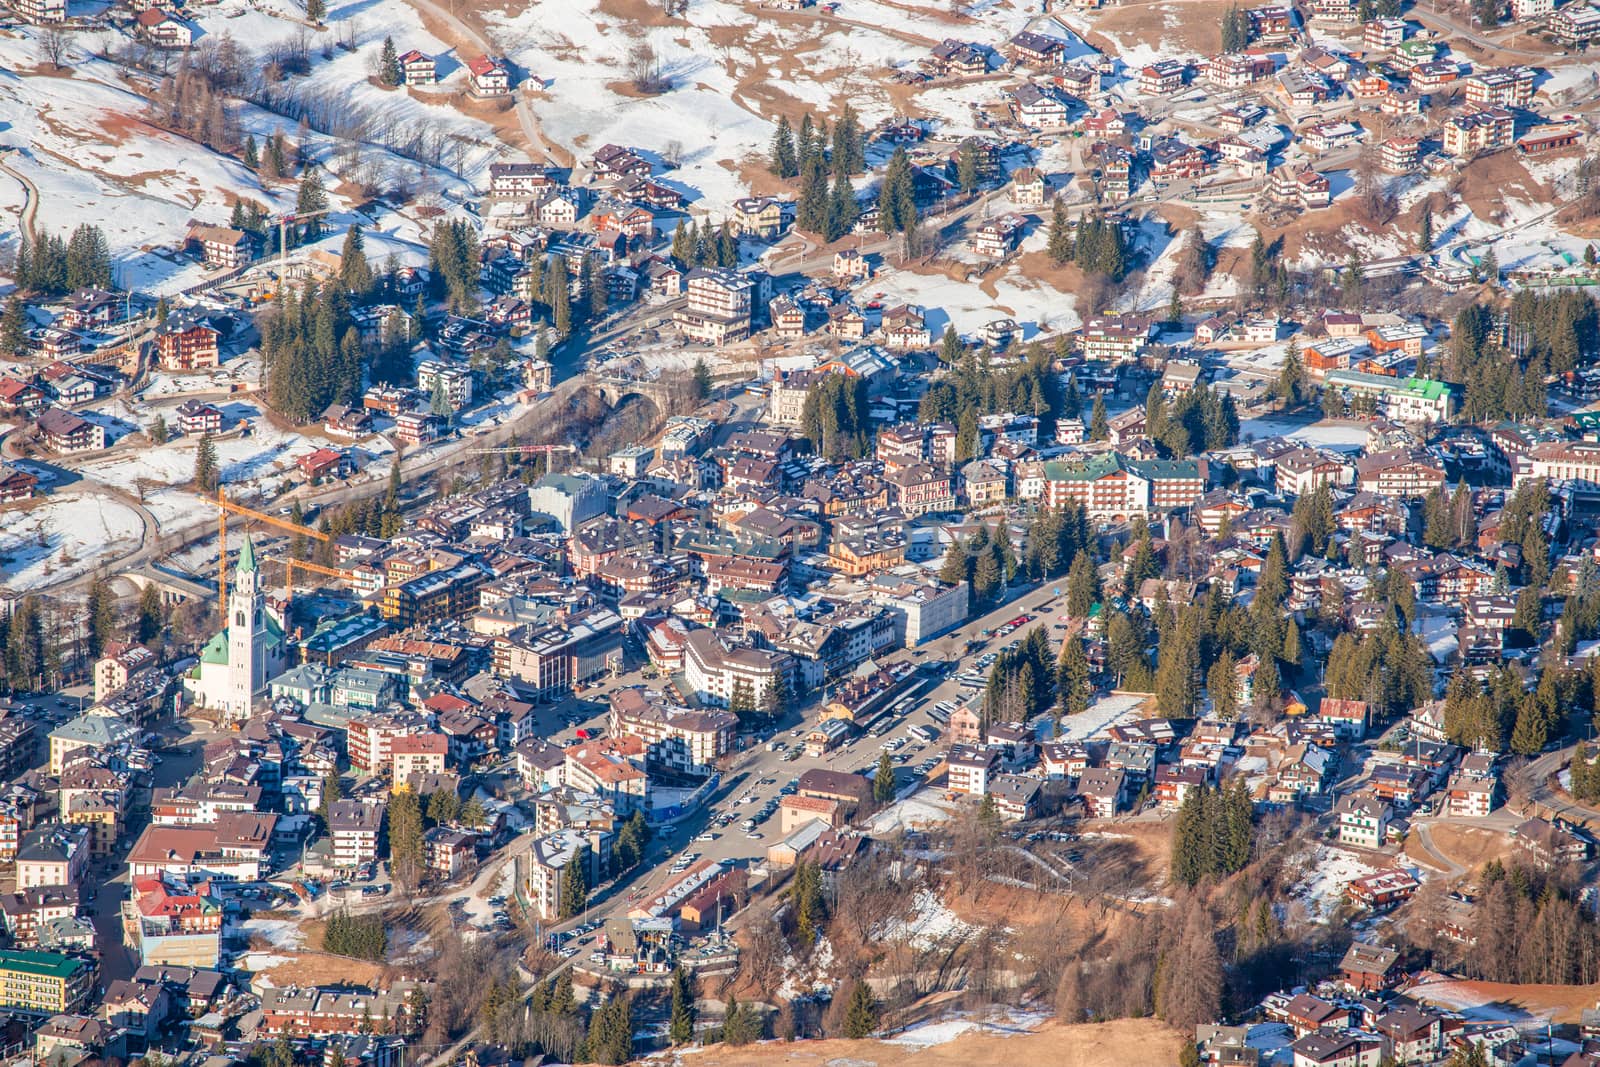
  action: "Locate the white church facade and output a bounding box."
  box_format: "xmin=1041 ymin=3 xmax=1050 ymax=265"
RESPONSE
xmin=185 ymin=537 xmax=288 ymax=722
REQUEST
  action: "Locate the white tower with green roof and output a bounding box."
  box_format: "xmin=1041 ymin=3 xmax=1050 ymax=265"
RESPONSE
xmin=184 ymin=535 xmax=286 ymax=722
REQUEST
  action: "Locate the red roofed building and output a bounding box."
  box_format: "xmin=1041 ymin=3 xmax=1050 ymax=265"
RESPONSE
xmin=131 ymin=876 xmax=223 ymax=934
xmin=296 ymin=447 xmax=352 ymax=484
xmin=467 ymin=55 xmax=510 ymax=96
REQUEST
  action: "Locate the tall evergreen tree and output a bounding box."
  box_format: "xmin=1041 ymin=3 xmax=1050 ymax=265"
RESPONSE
xmin=770 ymin=114 xmax=799 ymax=178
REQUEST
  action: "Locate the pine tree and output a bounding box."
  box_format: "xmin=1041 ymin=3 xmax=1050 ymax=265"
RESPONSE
xmin=544 ymin=256 xmax=571 ymax=335
xmin=1510 ymin=697 xmax=1548 ymax=756
xmin=1089 ymin=393 xmax=1109 ymax=440
xmin=559 ymin=848 xmax=588 ymax=918
xmin=137 ymin=583 xmax=163 ymax=644
xmin=842 ymin=981 xmax=879 ymax=1039
xmin=318 ymin=769 xmax=342 ymax=827
xmin=193 ymin=433 xmax=219 ymax=492
xmin=339 ymin=225 xmax=373 ymax=296
xmin=380 ymin=36 xmax=400 ymax=86
xmin=0 ymin=298 xmax=27 ymax=356
xmin=827 ymin=171 xmax=858 ymax=240
xmin=1207 ymin=650 xmax=1239 ymax=719
xmin=243 ymin=135 xmax=259 ymax=170
xmin=796 ymin=158 xmax=829 ymax=234
xmin=1047 ymin=198 xmax=1072 ymax=264
xmin=669 ymin=968 xmax=696 ymax=1045
xmin=295 ymin=170 xmax=328 ymax=243
xmin=1418 ymin=207 xmax=1433 ymax=252
xmin=957 ymin=137 xmax=980 ymax=193
xmin=85 ymin=578 xmax=116 ymax=657
xmin=671 ymin=219 xmax=692 ymax=263
xmin=770 ymin=115 xmax=798 ymax=178
xmin=874 ymin=751 xmax=896 ymax=803
xmin=1057 ymin=636 xmax=1091 ymax=714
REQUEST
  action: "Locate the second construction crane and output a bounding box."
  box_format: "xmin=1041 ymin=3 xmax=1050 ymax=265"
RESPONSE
xmin=204 ymin=489 xmax=357 ymax=617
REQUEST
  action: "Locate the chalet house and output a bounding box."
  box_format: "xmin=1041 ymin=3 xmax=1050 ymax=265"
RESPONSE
xmin=1217 ymin=102 xmax=1268 ymax=132
xmin=1464 ymin=65 xmax=1534 ymax=107
xmin=641 ymin=259 xmax=685 ymax=303
xmin=970 ymin=214 xmax=1027 ymax=258
xmin=1149 ymin=138 xmax=1210 ymax=180
xmin=930 ymin=39 xmax=989 ymax=77
xmin=880 ymin=306 xmax=932 ymax=350
xmin=41 ymin=360 xmax=97 ymax=403
xmin=156 ymin=311 xmax=223 ymax=370
xmin=1077 ymin=767 xmax=1126 ymax=818
xmin=1012 ymin=83 xmax=1071 ymax=129
xmin=1153 ymin=763 xmax=1207 ymax=810
xmin=592 ymin=144 xmax=653 ymax=178
xmin=1410 ymin=60 xmax=1462 ymax=92
xmin=1008 ymin=29 xmax=1066 ymax=65
xmin=1267 ymin=165 xmax=1331 ymax=209
xmin=732 ymin=197 xmax=783 ymax=240
xmin=487 ymin=162 xmax=551 ymax=198
xmin=1248 ymin=4 xmax=1295 ymax=37
xmin=135 ymin=7 xmax=193 ymax=46
xmin=617 ymin=176 xmax=684 ymax=209
xmin=1444 ymin=772 xmax=1497 ymax=817
xmin=393 ymin=411 xmax=444 ymax=447
xmin=0 ymin=379 xmax=45 ymax=413
xmin=61 ymin=289 xmax=126 ymax=331
xmin=1340 ymin=941 xmax=1402 ymax=992
xmin=1514 ymin=817 xmax=1594 ymax=866
xmin=1380 ymin=136 xmax=1421 ymax=172
xmin=322 ymin=402 xmax=373 ymax=440
xmin=1443 ymin=107 xmax=1515 ymax=156
xmin=1354 ymin=448 xmax=1446 ymax=497
xmin=183 ymin=224 xmax=252 ymax=270
xmin=13 ymin=0 xmax=65 ymax=20
xmin=398 ymin=49 xmax=437 ymax=85
xmin=1009 ymin=166 xmax=1047 ymax=206
xmin=1279 ymin=70 xmax=1335 ymax=105
xmin=1207 ymin=52 xmax=1277 ymax=89
xmin=1300 ymin=120 xmax=1365 ymax=151
xmin=175 ymin=399 xmax=224 ymax=436
xmin=768 ymin=296 xmax=806 ymax=340
xmin=1290 ymin=1032 xmax=1383 ymax=1067
xmin=1139 ymin=60 xmax=1187 ymax=95
xmin=467 ymin=55 xmax=511 ymax=97
xmin=1345 ymin=869 xmax=1420 ymax=910
xmin=1081 ymin=107 xmax=1127 ymax=137
xmin=37 ymin=408 xmax=107 ymax=454
xmin=1364 ymin=17 xmax=1407 ymax=47
xmin=38 ymin=328 xmax=79 ymax=360
xmin=0 ymin=461 xmax=36 ymax=504
xmin=1080 ymin=314 xmax=1153 ymax=362
xmin=1349 ymin=73 xmax=1390 ymax=99
xmin=1374 ymin=1005 xmax=1443 ymax=1063
xmin=1284 ymin=993 xmax=1350 ymax=1037
xmin=1335 ymin=794 xmax=1391 ymax=848
xmin=590 ymin=200 xmax=655 ymax=241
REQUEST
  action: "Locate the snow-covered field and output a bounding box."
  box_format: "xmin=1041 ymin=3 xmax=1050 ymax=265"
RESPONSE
xmin=1048 ymin=692 xmax=1148 ymax=743
xmin=874 ymin=886 xmax=977 ymax=950
xmin=1241 ymin=415 xmax=1369 ymax=451
xmin=1286 ymin=844 xmax=1376 ymax=923
xmin=886 ymin=1006 xmax=1053 ymax=1049
xmin=868 ymin=784 xmax=964 ymax=833
xmin=240 ymin=916 xmax=309 ymax=949
xmin=0 ymin=492 xmax=144 ymax=592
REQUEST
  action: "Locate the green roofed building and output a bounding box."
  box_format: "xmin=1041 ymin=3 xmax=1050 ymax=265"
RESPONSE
xmin=0 ymin=950 xmax=94 ymax=1013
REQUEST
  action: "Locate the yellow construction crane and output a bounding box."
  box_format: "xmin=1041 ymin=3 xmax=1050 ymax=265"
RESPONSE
xmin=207 ymin=488 xmax=330 ymax=618
xmin=271 ymin=555 xmax=363 ymax=612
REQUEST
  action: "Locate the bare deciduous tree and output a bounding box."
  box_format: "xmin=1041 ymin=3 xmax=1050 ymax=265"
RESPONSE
xmin=38 ymin=26 xmax=70 ymax=70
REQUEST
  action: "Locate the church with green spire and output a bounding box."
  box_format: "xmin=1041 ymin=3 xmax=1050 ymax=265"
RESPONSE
xmin=184 ymin=535 xmax=287 ymax=723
